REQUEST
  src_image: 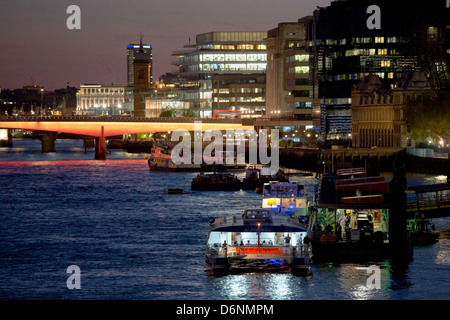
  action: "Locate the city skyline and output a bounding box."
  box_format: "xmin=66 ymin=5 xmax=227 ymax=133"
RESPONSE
xmin=0 ymin=0 xmax=331 ymax=90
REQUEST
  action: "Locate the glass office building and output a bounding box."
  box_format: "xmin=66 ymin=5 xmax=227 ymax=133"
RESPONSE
xmin=305 ymin=0 xmax=450 ymax=142
xmin=172 ymin=32 xmax=267 ymax=117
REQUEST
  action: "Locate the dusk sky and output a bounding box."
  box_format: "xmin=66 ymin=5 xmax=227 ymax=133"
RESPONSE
xmin=0 ymin=0 xmax=332 ymax=90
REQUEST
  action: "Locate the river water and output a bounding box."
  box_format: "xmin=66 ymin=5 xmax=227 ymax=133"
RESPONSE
xmin=0 ymin=139 xmax=449 ymax=300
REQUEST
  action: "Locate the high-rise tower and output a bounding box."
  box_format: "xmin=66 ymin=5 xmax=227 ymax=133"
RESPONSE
xmin=133 ymin=37 xmax=151 ymax=117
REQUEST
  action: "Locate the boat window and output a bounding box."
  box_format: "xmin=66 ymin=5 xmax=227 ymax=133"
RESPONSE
xmin=207 ymin=231 xmax=230 ymax=248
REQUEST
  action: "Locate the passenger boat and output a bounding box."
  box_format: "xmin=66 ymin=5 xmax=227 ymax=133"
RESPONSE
xmin=205 ymin=208 xmax=312 ymax=274
xmin=261 ymin=181 xmax=309 ymax=219
xmin=241 ymin=166 xmax=289 ymax=191
xmin=191 ymin=172 xmax=241 ymax=191
xmin=147 ymin=145 xmax=201 ymax=172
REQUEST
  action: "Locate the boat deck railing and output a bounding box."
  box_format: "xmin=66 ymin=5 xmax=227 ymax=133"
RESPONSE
xmin=212 ymin=213 xmax=303 ymax=229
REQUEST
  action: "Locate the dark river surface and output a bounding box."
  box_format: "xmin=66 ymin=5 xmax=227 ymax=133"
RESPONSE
xmin=0 ymin=139 xmax=449 ymax=300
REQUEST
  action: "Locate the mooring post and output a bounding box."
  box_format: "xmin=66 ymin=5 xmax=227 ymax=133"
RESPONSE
xmin=389 ymin=157 xmax=413 ymax=261
xmin=447 ymin=153 xmax=450 ymax=183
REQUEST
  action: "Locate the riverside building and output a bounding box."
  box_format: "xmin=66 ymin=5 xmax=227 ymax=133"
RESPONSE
xmin=264 ymin=19 xmax=320 ymax=140
xmin=172 ymin=31 xmax=267 ymax=118
xmin=351 ymin=72 xmax=433 ymax=148
xmin=304 ymin=0 xmax=450 ymax=143
xmin=125 ymin=42 xmax=153 ymax=115
xmin=75 ymin=84 xmax=126 ymax=116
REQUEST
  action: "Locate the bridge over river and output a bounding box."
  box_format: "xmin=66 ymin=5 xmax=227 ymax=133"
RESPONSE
xmin=0 ymin=116 xmax=256 ymax=159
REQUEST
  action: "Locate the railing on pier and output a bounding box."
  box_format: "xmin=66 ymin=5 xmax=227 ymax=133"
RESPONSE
xmin=406 ymin=183 xmax=450 ymax=218
xmin=406 ymin=194 xmax=450 ymax=217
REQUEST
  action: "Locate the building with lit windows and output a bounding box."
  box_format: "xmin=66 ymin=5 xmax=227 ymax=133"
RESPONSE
xmin=351 ymin=72 xmax=433 ymax=148
xmin=127 ymin=43 xmax=153 ymax=86
xmin=144 ymin=85 xmax=187 ymax=118
xmin=75 ymin=84 xmax=126 ymax=116
xmin=305 ymin=0 xmax=450 ymax=143
xmin=172 ymin=31 xmax=267 ymax=117
xmin=211 ymin=74 xmax=266 ymax=118
xmin=264 ymin=20 xmax=320 ymax=126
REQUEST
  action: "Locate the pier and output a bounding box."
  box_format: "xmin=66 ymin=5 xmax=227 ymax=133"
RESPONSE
xmin=309 ymin=164 xmax=449 ymax=263
xmin=406 ymin=183 xmax=450 ymax=219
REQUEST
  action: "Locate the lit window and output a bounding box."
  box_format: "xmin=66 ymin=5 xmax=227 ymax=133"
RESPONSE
xmin=295 ymin=66 xmax=309 ymax=74
xmin=375 ymin=37 xmax=384 ymax=43
xmin=295 ymin=54 xmax=309 ymax=62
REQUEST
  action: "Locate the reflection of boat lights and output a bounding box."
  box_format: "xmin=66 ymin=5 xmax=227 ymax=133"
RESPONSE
xmin=264 ymin=259 xmax=286 ymax=266
xmin=220 ymin=275 xmax=250 ymax=299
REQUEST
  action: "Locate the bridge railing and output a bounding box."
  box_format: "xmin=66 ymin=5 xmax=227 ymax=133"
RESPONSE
xmin=0 ymin=115 xmax=247 ymax=124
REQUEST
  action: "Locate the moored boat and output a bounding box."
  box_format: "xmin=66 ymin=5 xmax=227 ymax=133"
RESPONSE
xmin=261 ymin=181 xmax=309 ymax=218
xmin=407 ymin=218 xmax=439 ymax=245
xmin=192 ymin=172 xmax=241 ymax=191
xmin=148 ymin=145 xmax=201 ymax=172
xmin=205 ymin=208 xmax=312 ymax=274
xmin=241 ymin=166 xmax=290 ymax=191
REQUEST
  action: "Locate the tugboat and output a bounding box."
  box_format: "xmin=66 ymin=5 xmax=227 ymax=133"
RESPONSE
xmin=205 ymin=208 xmax=312 ymax=274
xmin=407 ymin=218 xmax=439 ymax=245
xmin=191 ymin=172 xmax=241 ymax=191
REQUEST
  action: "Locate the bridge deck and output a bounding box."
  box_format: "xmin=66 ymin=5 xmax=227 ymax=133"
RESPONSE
xmin=0 ymin=116 xmax=255 ymax=137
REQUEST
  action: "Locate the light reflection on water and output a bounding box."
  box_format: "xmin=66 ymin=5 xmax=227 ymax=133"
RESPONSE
xmin=0 ymin=139 xmax=449 ymax=300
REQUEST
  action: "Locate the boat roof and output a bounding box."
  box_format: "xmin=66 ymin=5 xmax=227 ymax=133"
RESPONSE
xmin=262 ymin=181 xmax=306 ymax=198
xmin=209 ymin=208 xmax=308 ymax=233
xmin=316 ymin=173 xmax=391 ymax=209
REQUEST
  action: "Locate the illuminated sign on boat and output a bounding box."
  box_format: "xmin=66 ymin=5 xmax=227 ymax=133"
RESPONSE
xmin=235 ymin=247 xmax=284 ymax=255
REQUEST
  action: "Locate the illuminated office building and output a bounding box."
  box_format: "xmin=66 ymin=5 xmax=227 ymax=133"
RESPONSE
xmin=264 ymin=19 xmax=320 ymax=130
xmin=305 ymin=0 xmax=450 ymax=142
xmin=172 ymin=31 xmax=267 ymax=117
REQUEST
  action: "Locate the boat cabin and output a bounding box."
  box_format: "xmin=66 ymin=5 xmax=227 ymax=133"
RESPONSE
xmin=262 ymin=182 xmax=308 ymax=216
xmin=207 ymin=208 xmax=309 ymax=261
